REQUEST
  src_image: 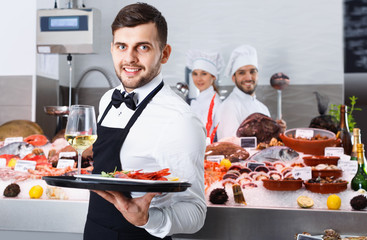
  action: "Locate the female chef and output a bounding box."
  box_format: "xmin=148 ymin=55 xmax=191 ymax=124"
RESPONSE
xmin=186 ymin=50 xmax=224 ymax=132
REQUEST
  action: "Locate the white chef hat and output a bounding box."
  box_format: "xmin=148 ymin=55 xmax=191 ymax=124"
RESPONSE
xmin=225 ymin=45 xmax=258 ymax=77
xmin=186 ymin=50 xmax=224 ymax=79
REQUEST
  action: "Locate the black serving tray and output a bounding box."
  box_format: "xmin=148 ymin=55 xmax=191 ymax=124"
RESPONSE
xmin=42 ymin=175 xmax=191 ymax=192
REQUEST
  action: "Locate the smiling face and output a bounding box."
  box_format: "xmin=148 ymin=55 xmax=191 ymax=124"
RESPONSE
xmin=232 ymin=65 xmax=258 ymax=96
xmin=111 ymin=22 xmax=171 ymax=92
xmin=191 ymin=69 xmax=216 ymax=92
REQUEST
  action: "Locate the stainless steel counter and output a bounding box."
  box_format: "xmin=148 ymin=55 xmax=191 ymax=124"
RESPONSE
xmin=0 ymin=199 xmax=87 ymax=240
xmin=175 ymin=205 xmax=367 ymax=239
xmin=1 ymin=199 xmax=366 ymax=240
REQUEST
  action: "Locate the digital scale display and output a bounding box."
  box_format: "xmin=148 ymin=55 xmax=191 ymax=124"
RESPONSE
xmin=40 ymin=15 xmax=88 ymax=31
xmin=50 ymin=17 xmax=79 ymax=30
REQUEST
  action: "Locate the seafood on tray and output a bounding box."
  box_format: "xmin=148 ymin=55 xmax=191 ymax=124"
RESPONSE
xmin=101 ymin=168 xmax=172 ymax=181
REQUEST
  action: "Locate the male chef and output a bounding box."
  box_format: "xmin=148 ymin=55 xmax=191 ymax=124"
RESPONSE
xmin=84 ymin=3 xmax=207 ymax=240
xmin=214 ymin=45 xmax=286 ymax=140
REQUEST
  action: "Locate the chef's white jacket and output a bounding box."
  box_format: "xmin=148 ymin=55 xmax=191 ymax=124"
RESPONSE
xmin=190 ymin=86 xmax=221 ymax=133
xmin=97 ymin=73 xmax=207 ymax=238
xmin=214 ymin=86 xmax=270 ymax=140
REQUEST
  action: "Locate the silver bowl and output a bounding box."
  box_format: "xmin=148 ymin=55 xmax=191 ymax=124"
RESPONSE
xmin=44 ymin=106 xmax=69 ymax=117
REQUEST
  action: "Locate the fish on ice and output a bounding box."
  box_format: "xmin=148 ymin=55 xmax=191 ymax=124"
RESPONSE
xmin=249 ymin=146 xmax=299 ymax=162
xmin=0 ymin=142 xmax=34 ymax=159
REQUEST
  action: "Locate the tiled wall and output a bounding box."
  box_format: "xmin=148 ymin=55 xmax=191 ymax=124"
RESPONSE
xmin=0 ymin=76 xmax=33 ymax=125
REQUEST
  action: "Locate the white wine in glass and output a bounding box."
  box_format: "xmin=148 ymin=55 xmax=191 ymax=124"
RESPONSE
xmin=65 ymin=105 xmax=97 ymax=176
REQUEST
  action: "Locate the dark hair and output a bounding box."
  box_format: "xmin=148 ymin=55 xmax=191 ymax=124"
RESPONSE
xmin=111 ymin=2 xmax=168 ymax=50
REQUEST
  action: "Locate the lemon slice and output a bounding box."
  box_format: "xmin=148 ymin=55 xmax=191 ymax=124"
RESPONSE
xmin=167 ymin=177 xmax=180 ymax=181
xmin=297 ymin=195 xmax=314 ymax=208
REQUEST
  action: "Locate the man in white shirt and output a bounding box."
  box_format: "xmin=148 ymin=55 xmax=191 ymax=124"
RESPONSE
xmin=215 ymin=45 xmax=285 ymax=140
xmin=84 ymin=3 xmax=207 ymax=240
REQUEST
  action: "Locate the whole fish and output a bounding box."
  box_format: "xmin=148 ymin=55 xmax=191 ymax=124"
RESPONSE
xmin=249 ymin=146 xmax=299 ymax=162
xmin=0 ymin=142 xmax=34 ymax=159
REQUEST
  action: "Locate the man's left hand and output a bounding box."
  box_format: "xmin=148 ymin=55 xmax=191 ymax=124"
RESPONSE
xmin=93 ymin=190 xmax=159 ymax=226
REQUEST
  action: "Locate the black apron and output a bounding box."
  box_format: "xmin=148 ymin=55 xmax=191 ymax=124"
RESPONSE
xmin=84 ymin=81 xmax=171 ymax=240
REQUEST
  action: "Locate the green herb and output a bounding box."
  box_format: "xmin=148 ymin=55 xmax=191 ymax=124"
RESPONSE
xmin=329 ymin=96 xmax=362 ymax=132
xmin=101 ymin=167 xmax=118 ymax=178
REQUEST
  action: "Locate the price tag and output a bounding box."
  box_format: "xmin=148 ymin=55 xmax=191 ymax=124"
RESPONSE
xmin=59 ymin=152 xmax=76 ymax=158
xmin=338 ymin=160 xmax=358 ymax=176
xmin=240 ymin=137 xmax=257 ymax=149
xmin=247 ymin=162 xmax=265 ymax=171
xmin=14 ymin=160 xmax=36 ymax=172
xmin=4 ymin=137 xmax=23 ymax=146
xmin=295 ymin=129 xmax=314 ymax=139
xmin=297 ymin=234 xmax=322 ymax=240
xmin=0 ymin=158 xmax=6 ymax=167
xmin=324 ymin=147 xmax=344 ymax=156
xmin=206 ymin=155 xmax=225 ymax=163
xmin=57 ymin=159 xmax=75 ymax=169
xmin=292 ymin=167 xmax=312 ymax=180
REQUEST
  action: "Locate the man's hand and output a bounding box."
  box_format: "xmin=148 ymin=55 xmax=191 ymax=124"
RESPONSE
xmin=93 ymin=190 xmax=159 ymax=226
xmin=276 ymin=119 xmax=287 ymax=133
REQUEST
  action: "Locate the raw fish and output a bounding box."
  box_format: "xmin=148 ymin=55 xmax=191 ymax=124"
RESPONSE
xmin=0 ymin=142 xmax=34 ymax=159
xmin=249 ymin=146 xmax=299 ymax=162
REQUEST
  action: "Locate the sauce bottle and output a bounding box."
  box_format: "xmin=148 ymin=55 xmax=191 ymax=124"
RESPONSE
xmin=336 ymin=105 xmax=352 ymax=156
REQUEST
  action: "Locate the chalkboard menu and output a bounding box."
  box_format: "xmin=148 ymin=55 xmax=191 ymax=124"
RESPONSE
xmin=344 ymin=0 xmax=367 ymax=73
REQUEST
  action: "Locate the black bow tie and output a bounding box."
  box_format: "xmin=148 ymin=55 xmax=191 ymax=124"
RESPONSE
xmin=111 ymin=89 xmax=137 ymax=110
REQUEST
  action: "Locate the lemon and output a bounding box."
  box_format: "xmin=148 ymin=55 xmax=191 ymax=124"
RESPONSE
xmin=7 ymin=158 xmax=17 ymax=168
xmin=327 ymin=194 xmax=341 ymax=210
xmin=297 ymin=196 xmax=314 ymax=208
xmin=29 ymin=185 xmax=43 ymax=199
xmin=220 ymin=158 xmax=232 ymax=170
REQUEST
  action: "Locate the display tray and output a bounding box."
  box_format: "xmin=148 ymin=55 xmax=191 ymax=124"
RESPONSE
xmin=43 ymin=175 xmax=191 ymax=192
xmin=311 ymin=169 xmax=343 ymax=179
xmin=262 ymin=179 xmax=303 ymax=191
xmin=303 ymin=181 xmax=348 ymax=194
xmin=303 ymin=156 xmax=340 ymax=166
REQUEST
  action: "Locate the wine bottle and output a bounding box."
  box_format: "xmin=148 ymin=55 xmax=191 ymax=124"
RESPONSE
xmin=336 ymin=105 xmax=352 ymax=156
xmin=351 ymin=144 xmax=367 ymax=191
xmin=350 ymin=128 xmax=361 ymax=160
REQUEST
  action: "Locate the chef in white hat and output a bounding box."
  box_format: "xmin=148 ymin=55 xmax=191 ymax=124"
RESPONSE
xmin=214 ymin=45 xmax=286 ymax=140
xmin=187 ymin=50 xmax=224 ymax=132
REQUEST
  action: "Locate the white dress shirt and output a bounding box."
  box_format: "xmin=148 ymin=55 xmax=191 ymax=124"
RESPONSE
xmin=97 ymin=73 xmax=207 ymax=238
xmin=214 ymin=86 xmax=270 ymax=140
xmin=190 ymin=86 xmax=221 ymax=132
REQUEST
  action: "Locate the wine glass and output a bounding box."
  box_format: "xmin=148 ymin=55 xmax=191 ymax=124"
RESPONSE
xmin=65 ymin=105 xmax=97 ymax=176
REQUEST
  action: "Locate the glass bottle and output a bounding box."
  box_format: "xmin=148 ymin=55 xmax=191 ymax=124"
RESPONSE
xmin=336 ymin=105 xmax=352 ymax=156
xmin=351 ymin=144 xmax=367 ymax=191
xmin=350 ymin=128 xmax=361 ymax=160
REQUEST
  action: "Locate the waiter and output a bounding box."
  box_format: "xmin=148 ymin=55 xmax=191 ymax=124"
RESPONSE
xmin=186 ymin=50 xmax=224 ymax=132
xmin=84 ymin=3 xmax=207 ymax=240
xmin=214 ymin=45 xmax=286 ymax=140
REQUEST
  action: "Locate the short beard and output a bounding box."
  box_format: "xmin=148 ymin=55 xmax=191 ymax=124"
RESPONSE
xmin=115 ymin=57 xmax=162 ymax=90
xmin=235 ymin=80 xmax=257 ymax=96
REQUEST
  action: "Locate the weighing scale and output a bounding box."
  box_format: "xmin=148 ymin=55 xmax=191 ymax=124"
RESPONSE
xmin=36 ymin=7 xmax=100 ymax=132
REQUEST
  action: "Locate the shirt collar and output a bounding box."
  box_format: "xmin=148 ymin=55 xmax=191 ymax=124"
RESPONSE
xmin=117 ymin=73 xmax=163 ymax=105
xmin=197 ymin=86 xmax=215 ymax=99
xmin=233 ymin=86 xmax=257 ymax=101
